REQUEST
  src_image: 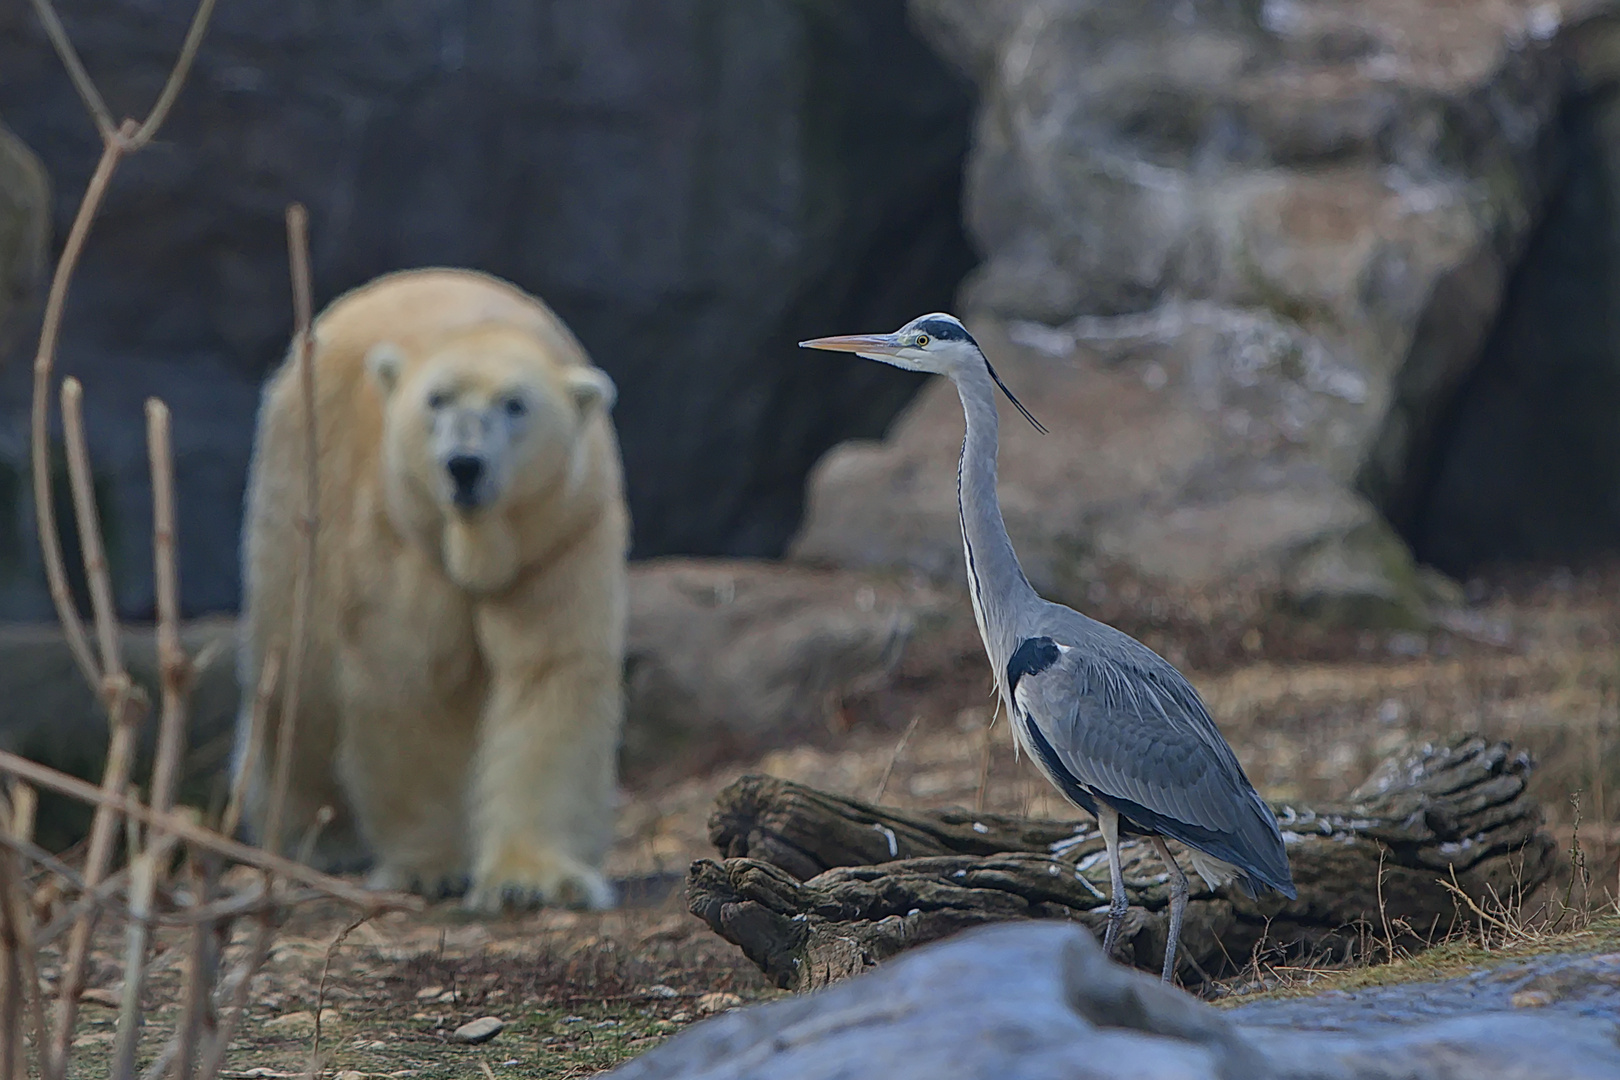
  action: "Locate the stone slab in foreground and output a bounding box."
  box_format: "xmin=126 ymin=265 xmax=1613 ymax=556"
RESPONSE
xmin=603 ymin=920 xmax=1620 ymax=1080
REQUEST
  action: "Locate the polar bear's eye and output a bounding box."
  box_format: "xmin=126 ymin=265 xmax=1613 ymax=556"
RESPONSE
xmin=427 ymin=390 xmax=452 ymax=410
xmin=502 ymin=396 xmax=528 ymax=418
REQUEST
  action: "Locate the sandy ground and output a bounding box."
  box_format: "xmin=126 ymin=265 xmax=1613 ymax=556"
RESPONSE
xmin=24 ymin=561 xmax=1620 ymax=1077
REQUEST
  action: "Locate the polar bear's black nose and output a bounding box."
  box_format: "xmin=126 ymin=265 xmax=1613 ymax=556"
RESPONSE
xmin=447 ymin=455 xmax=485 ymax=504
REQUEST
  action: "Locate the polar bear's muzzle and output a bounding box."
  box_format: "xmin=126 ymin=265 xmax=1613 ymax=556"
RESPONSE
xmin=446 ymin=454 xmax=488 ymax=509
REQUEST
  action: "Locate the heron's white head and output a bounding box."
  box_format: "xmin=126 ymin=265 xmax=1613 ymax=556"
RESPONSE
xmin=800 ymin=312 xmax=1046 ymax=432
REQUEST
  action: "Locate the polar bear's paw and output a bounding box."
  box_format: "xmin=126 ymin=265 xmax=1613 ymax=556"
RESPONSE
xmin=464 ymin=846 xmax=617 ymax=913
xmin=364 ymin=863 xmax=470 ymax=901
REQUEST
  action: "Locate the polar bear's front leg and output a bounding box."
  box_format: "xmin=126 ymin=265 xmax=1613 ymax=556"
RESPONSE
xmin=463 ymin=659 xmax=621 ymax=912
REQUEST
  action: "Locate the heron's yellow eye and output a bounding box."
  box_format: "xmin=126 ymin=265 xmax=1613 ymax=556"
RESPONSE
xmin=915 ymin=334 xmax=930 ymax=347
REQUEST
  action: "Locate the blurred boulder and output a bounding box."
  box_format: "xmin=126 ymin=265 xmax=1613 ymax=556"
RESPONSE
xmin=795 ymin=0 xmax=1609 ymax=624
xmin=0 ymin=561 xmax=950 ymax=847
xmin=0 ymin=119 xmax=47 ymax=350
xmin=624 ymin=560 xmax=949 ymax=775
xmin=0 ymin=619 xmax=239 ymax=852
xmin=0 ymin=0 xmax=975 ymax=618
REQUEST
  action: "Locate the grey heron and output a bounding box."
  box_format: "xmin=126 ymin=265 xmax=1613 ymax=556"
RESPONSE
xmin=800 ymin=313 xmax=1296 ymax=982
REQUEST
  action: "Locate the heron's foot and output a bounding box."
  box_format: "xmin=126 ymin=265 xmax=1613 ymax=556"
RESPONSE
xmin=1101 ymin=907 xmax=1126 ymax=956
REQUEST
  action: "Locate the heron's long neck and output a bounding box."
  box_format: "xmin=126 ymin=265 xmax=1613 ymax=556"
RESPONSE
xmin=955 ymin=362 xmax=1038 ymax=666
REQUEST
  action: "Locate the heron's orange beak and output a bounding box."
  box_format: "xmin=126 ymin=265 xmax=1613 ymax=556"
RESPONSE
xmin=798 ymin=332 xmax=904 ymax=356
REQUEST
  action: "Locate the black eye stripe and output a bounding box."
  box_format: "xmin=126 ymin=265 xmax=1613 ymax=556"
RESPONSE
xmin=914 ymin=317 xmax=973 ymax=344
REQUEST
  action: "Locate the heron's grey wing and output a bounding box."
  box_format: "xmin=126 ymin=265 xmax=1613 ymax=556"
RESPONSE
xmin=1014 ymin=645 xmax=1254 ymax=838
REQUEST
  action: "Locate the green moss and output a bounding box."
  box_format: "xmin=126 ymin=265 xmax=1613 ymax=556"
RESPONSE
xmin=1217 ymin=913 xmax=1620 ymax=1005
xmin=1282 ymin=520 xmax=1431 ymax=631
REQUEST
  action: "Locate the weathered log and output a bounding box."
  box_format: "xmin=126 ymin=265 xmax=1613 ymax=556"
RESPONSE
xmin=687 ymin=734 xmax=1557 ymax=990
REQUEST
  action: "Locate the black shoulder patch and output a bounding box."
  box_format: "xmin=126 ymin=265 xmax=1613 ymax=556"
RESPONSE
xmin=1007 ymin=636 xmax=1061 ymax=694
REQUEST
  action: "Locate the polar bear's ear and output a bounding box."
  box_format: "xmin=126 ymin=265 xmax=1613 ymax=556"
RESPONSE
xmin=365 ymin=342 xmax=407 ymax=395
xmin=567 ymin=366 xmax=617 ymax=415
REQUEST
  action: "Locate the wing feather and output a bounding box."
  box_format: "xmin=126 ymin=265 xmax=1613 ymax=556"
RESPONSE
xmin=1012 ymin=623 xmax=1294 ymax=895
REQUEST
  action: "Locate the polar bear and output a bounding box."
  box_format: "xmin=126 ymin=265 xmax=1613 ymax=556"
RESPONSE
xmin=233 ymin=267 xmax=628 ymax=911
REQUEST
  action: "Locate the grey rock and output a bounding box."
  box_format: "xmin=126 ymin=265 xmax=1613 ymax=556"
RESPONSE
xmin=0 ymin=619 xmax=240 ymax=852
xmin=0 ymin=119 xmax=47 ymax=352
xmin=793 ymin=0 xmax=1609 ymax=622
xmin=624 ymin=560 xmax=949 ymax=774
xmin=449 ymin=1016 xmax=504 ymax=1045
xmin=0 ymin=0 xmax=975 ymax=618
xmin=603 ymin=921 xmax=1620 ymax=1080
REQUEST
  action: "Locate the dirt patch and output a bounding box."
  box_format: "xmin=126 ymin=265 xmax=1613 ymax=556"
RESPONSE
xmin=20 ymin=560 xmax=1620 ymax=1075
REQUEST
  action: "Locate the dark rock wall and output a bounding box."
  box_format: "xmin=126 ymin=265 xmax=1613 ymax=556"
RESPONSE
xmin=0 ymin=0 xmax=975 ymax=618
xmin=1409 ymin=84 xmax=1620 ymax=574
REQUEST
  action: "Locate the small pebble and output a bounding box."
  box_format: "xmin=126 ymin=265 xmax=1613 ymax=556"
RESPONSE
xmin=450 ymin=1017 xmax=505 ymax=1044
xmin=644 ymin=984 xmax=679 ymax=999
xmin=414 ymin=985 xmax=445 ymax=1001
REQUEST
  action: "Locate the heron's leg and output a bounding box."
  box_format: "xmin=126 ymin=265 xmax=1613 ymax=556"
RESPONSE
xmin=1098 ymin=806 xmax=1128 ymax=957
xmin=1151 ymin=836 xmax=1189 ymax=984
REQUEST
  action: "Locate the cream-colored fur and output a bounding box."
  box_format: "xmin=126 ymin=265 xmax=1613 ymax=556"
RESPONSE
xmin=233 ymin=267 xmax=629 ymax=912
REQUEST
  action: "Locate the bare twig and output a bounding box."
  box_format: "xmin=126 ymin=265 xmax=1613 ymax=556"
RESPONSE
xmin=0 ymin=800 xmax=47 ymax=1080
xmin=262 ymin=205 xmax=317 ymax=856
xmin=309 ymin=917 xmax=366 ymax=1078
xmin=128 ymin=0 xmax=220 ymax=149
xmin=0 ymin=847 xmax=26 ymax=1080
xmin=146 ymin=399 xmax=192 ymax=820
xmin=47 ymin=676 xmax=143 ymax=1080
xmin=975 ymin=714 xmax=995 ymax=813
xmin=261 ymin=204 xmax=318 ymax=853
xmin=870 ymin=715 xmax=921 ymax=804
xmin=169 ymin=854 xmax=217 ymax=1080
xmin=60 ymin=377 xmax=124 ymax=681
xmin=9 ymin=784 xmax=36 ymax=847
xmin=103 ymin=400 xmax=194 ymax=1078
xmin=222 ymin=652 xmax=279 ymax=842
xmin=25 ymin=0 xmax=115 ymax=140
xmin=196 ymin=918 xmax=275 ymax=1080
xmin=1441 ymin=867 xmax=1517 ymax=937
xmin=0 ymin=751 xmax=416 ymax=914
xmin=113 ymin=847 xmax=162 ymax=1078
xmin=30 ymin=127 xmax=132 ymax=690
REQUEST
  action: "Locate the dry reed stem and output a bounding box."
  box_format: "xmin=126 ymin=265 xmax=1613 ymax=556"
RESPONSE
xmin=146 ymin=399 xmax=191 ymax=820
xmin=170 ymin=857 xmax=215 ymax=1080
xmin=16 ymin=2 xmax=338 ymax=1075
xmin=0 ymin=801 xmax=47 ymax=1080
xmin=10 ymin=785 xmax=36 ymax=847
xmin=113 ymin=848 xmax=161 ymax=1078
xmin=0 ymin=849 xmax=25 ymax=1080
xmin=24 ymin=0 xmax=115 ymax=140
xmin=223 ymin=652 xmax=280 ymax=842
xmin=870 ymin=714 xmax=921 ymax=804
xmin=50 ymin=373 xmax=148 ymax=1080
xmin=104 ymin=400 xmax=193 ymax=1078
xmin=0 ymin=751 xmax=416 ymax=914
xmin=196 ymin=918 xmax=275 ymax=1079
xmin=262 ymin=204 xmax=318 ymax=853
xmin=309 ymin=917 xmax=366 ymax=1078
xmin=47 ymin=677 xmax=142 ymax=1080
xmin=30 ymin=126 xmax=132 ymax=690
xmin=60 ymin=378 xmax=123 ymax=677
xmin=128 ymin=0 xmax=220 ymax=149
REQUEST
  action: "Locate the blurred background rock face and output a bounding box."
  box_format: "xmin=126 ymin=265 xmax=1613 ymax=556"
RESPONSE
xmin=2 ymin=0 xmax=1620 ymax=628
xmin=0 ymin=0 xmax=976 ymax=618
